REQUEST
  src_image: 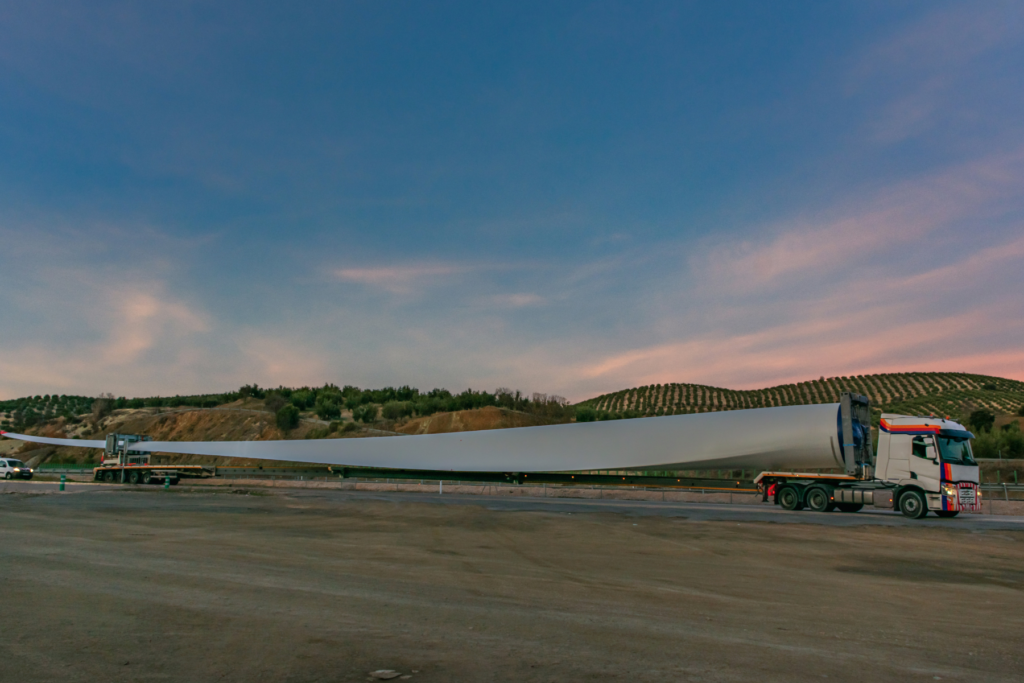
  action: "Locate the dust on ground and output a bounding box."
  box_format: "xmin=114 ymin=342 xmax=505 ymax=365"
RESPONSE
xmin=1 ymin=487 xmax=1022 ymax=682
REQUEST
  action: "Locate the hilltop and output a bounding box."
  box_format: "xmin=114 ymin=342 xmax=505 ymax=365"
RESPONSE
xmin=579 ymin=372 xmax=1024 ymax=421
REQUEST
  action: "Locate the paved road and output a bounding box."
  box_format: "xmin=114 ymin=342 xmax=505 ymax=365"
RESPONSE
xmin=4 ymin=479 xmax=1023 ymax=530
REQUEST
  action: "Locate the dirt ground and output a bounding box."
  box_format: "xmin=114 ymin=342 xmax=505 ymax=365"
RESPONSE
xmin=1 ymin=487 xmax=1023 ymax=683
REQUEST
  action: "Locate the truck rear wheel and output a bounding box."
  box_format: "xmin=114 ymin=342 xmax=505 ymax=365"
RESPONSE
xmin=142 ymin=471 xmax=153 ymax=485
xmin=129 ymin=470 xmax=142 ymax=485
xmin=936 ymin=510 xmax=959 ymax=518
xmin=899 ymin=490 xmax=928 ymax=519
xmin=103 ymin=471 xmax=115 ymax=483
xmin=778 ymin=486 xmax=803 ymax=511
xmin=836 ymin=503 xmax=863 ymax=513
xmin=806 ymin=487 xmax=834 ymax=512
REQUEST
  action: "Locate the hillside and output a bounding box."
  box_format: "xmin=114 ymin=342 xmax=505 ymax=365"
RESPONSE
xmin=396 ymin=406 xmax=554 ymax=435
xmin=580 ymin=372 xmax=1024 ymax=422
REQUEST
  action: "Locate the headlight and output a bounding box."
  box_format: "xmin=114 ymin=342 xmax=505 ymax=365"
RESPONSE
xmin=941 ymin=483 xmax=958 ymax=498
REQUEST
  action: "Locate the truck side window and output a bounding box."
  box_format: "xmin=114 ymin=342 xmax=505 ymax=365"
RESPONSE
xmin=911 ymin=436 xmax=930 ymax=459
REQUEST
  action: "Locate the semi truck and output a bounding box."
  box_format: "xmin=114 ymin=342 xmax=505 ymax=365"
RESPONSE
xmin=754 ymin=394 xmax=981 ymax=518
xmin=0 ymin=393 xmax=981 ymax=518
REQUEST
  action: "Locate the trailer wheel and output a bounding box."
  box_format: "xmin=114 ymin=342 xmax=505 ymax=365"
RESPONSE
xmin=142 ymin=471 xmax=153 ymax=485
xmin=936 ymin=510 xmax=959 ymax=518
xmin=836 ymin=503 xmax=863 ymax=513
xmin=103 ymin=471 xmax=116 ymax=484
xmin=805 ymin=487 xmax=834 ymax=512
xmin=778 ymin=486 xmax=803 ymax=511
xmin=129 ymin=470 xmax=142 ymax=485
xmin=898 ymin=490 xmax=928 ymax=519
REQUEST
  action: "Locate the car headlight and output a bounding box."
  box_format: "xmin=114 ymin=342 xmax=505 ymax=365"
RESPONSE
xmin=941 ymin=483 xmax=958 ymax=498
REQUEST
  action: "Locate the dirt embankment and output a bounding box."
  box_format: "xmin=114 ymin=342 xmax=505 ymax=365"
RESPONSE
xmin=396 ymin=406 xmax=553 ymax=435
xmin=13 ymin=407 xmax=294 ymax=468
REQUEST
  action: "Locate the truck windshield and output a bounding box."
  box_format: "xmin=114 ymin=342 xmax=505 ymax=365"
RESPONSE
xmin=937 ymin=437 xmax=975 ymax=465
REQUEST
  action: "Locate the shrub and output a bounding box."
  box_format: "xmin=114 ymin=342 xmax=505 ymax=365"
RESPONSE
xmin=1018 ymin=405 xmax=1024 ymax=417
xmin=305 ymin=426 xmax=330 ymax=440
xmin=968 ymin=409 xmax=995 ymax=434
xmin=238 ymin=384 xmax=265 ymax=399
xmin=575 ymin=406 xmax=597 ymax=422
xmin=92 ymin=393 xmax=115 ymax=421
xmin=291 ymin=390 xmax=314 ymax=409
xmin=315 ymin=397 xmax=341 ymax=420
xmin=354 ymin=404 xmax=378 ymax=424
xmin=382 ymin=401 xmax=413 ymax=421
xmin=128 ymin=398 xmax=145 ymax=409
xmin=276 ymin=405 xmax=300 ymax=431
xmin=340 ymin=421 xmax=359 ymax=433
xmin=264 ymin=393 xmax=288 ymax=414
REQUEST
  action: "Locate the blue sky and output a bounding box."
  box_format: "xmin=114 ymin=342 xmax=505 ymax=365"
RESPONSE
xmin=1 ymin=1 xmax=1022 ymax=401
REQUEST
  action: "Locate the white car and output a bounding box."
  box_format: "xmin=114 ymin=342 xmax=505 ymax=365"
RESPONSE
xmin=1 ymin=458 xmax=33 ymax=480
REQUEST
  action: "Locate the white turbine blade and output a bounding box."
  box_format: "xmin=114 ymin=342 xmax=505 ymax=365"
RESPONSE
xmin=3 ymin=403 xmax=842 ymax=472
xmin=0 ymin=431 xmax=106 ymax=449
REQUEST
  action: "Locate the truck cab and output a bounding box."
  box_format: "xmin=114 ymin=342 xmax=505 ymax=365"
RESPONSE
xmin=875 ymin=414 xmax=980 ymax=517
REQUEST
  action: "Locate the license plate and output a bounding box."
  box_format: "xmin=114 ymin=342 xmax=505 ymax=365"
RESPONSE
xmin=959 ymin=488 xmax=976 ymax=504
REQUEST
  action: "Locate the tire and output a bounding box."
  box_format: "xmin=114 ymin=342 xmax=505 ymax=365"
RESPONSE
xmin=103 ymin=470 xmax=115 ymax=483
xmin=836 ymin=503 xmax=863 ymax=513
xmin=936 ymin=510 xmax=959 ymax=518
xmin=806 ymin=487 xmax=833 ymax=512
xmin=129 ymin=470 xmax=141 ymax=485
xmin=4 ymin=472 xmax=11 ymax=480
xmin=899 ymin=490 xmax=928 ymax=519
xmin=778 ymin=486 xmax=803 ymax=511
xmin=142 ymin=471 xmax=153 ymax=485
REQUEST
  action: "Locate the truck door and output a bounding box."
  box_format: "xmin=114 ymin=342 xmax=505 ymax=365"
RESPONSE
xmin=884 ymin=434 xmax=912 ymax=481
xmin=909 ymin=435 xmax=941 ymax=490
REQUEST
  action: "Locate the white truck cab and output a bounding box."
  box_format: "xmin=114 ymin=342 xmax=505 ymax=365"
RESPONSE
xmin=875 ymin=414 xmax=980 ymax=516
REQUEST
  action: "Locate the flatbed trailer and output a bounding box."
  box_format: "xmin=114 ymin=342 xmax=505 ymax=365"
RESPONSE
xmin=92 ymin=464 xmax=214 ymax=485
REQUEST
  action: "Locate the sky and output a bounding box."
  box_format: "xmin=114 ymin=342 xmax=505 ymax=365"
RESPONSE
xmin=0 ymin=0 xmax=1022 ymax=402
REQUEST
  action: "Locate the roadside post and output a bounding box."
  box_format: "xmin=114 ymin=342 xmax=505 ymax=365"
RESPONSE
xmin=164 ymin=477 xmax=170 ymax=491
xmin=60 ymin=474 xmax=66 ymax=492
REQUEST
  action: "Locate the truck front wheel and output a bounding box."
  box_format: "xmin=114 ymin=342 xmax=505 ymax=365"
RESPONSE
xmin=899 ymin=490 xmax=928 ymax=519
xmin=778 ymin=486 xmax=803 ymax=511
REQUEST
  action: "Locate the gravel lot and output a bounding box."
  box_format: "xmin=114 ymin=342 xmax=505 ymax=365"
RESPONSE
xmin=1 ymin=485 xmax=1023 ymax=682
